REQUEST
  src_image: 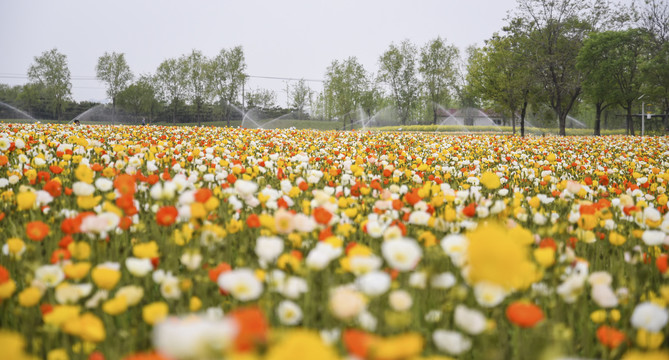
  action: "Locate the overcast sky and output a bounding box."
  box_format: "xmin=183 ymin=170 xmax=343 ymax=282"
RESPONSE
xmin=1 ymin=0 xmax=520 ymax=104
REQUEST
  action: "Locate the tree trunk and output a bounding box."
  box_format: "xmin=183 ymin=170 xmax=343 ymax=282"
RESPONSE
xmin=172 ymin=100 xmax=177 ymax=124
xmin=112 ymin=97 xmax=116 ymax=125
xmin=225 ymin=105 xmax=231 ymax=128
xmin=520 ymin=101 xmax=528 ymax=138
xmin=558 ymin=107 xmax=566 ymax=136
xmin=626 ymin=103 xmax=635 ymax=136
xmin=433 ymin=103 xmax=437 ymax=125
xmin=594 ymin=103 xmax=602 ymax=136
xmin=511 ymin=110 xmax=516 ymax=136
xmin=197 ymin=102 xmax=201 ymax=127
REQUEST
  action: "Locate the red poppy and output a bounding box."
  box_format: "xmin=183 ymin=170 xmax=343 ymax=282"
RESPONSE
xmin=506 ymin=301 xmax=544 ymax=328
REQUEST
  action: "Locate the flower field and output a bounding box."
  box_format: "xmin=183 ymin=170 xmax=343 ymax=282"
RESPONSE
xmin=1 ymin=124 xmax=668 ymax=360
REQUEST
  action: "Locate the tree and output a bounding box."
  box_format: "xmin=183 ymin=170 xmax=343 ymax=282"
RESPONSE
xmin=246 ymin=88 xmax=277 ymax=110
xmin=359 ymin=75 xmax=383 ymax=121
xmin=638 ymin=0 xmax=669 ymax=46
xmin=378 ymin=40 xmax=419 ymax=125
xmin=419 ymin=37 xmax=460 ymax=124
xmin=291 ymin=79 xmax=312 ymax=119
xmin=324 ymin=57 xmax=367 ymax=130
xmin=155 ymin=57 xmax=189 ymax=124
xmin=577 ymin=31 xmax=622 ymax=135
xmin=17 ymin=83 xmax=43 ymax=116
xmin=96 ymin=52 xmax=133 ymax=124
xmin=27 ymin=48 xmax=71 ymax=120
xmin=184 ymin=50 xmax=209 ymax=126
xmin=467 ymin=30 xmax=534 ymax=136
xmin=512 ymin=0 xmax=608 ymax=135
xmin=642 ymin=41 xmax=669 ymax=130
xmin=209 ymin=46 xmax=247 ymax=127
xmin=583 ymin=29 xmax=651 ymax=135
xmin=117 ymin=75 xmax=160 ymax=122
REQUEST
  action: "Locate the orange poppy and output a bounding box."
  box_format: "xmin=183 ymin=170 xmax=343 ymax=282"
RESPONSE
xmin=61 ymin=217 xmax=82 ymax=234
xmin=194 ymin=188 xmax=212 ymax=203
xmin=49 ymin=165 xmax=63 ymax=174
xmin=113 ymin=174 xmax=136 ymax=195
xmin=229 ymin=307 xmax=268 ymax=352
xmin=313 ymin=207 xmax=333 ymax=225
xmin=0 ymin=265 xmax=10 ymax=284
xmin=156 ymin=206 xmax=178 ymax=226
xmin=58 ymin=235 xmax=74 ymax=249
xmin=50 ymin=249 xmax=71 ymax=264
xmin=208 ymin=262 xmax=231 ymax=282
xmin=343 ymin=329 xmax=375 ymax=358
xmin=656 ymin=254 xmax=668 ymax=274
xmin=596 ymin=325 xmax=626 ymax=349
xmin=43 ymin=180 xmax=62 ymax=197
xmin=121 ymin=352 xmax=170 ymax=360
xmin=506 ymin=301 xmax=544 ymax=328
xmin=404 ymin=189 xmax=422 ymax=206
xmin=246 ymin=214 xmax=261 ymax=228
xmin=26 ymin=221 xmax=50 ymax=241
xmin=119 ymin=216 xmax=133 ymax=230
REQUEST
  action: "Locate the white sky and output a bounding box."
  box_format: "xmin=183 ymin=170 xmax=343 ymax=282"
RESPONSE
xmin=0 ymin=0 xmax=519 ymax=104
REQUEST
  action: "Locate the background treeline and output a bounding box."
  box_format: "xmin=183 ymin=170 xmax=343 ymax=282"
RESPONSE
xmin=0 ymin=0 xmax=667 ymax=135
